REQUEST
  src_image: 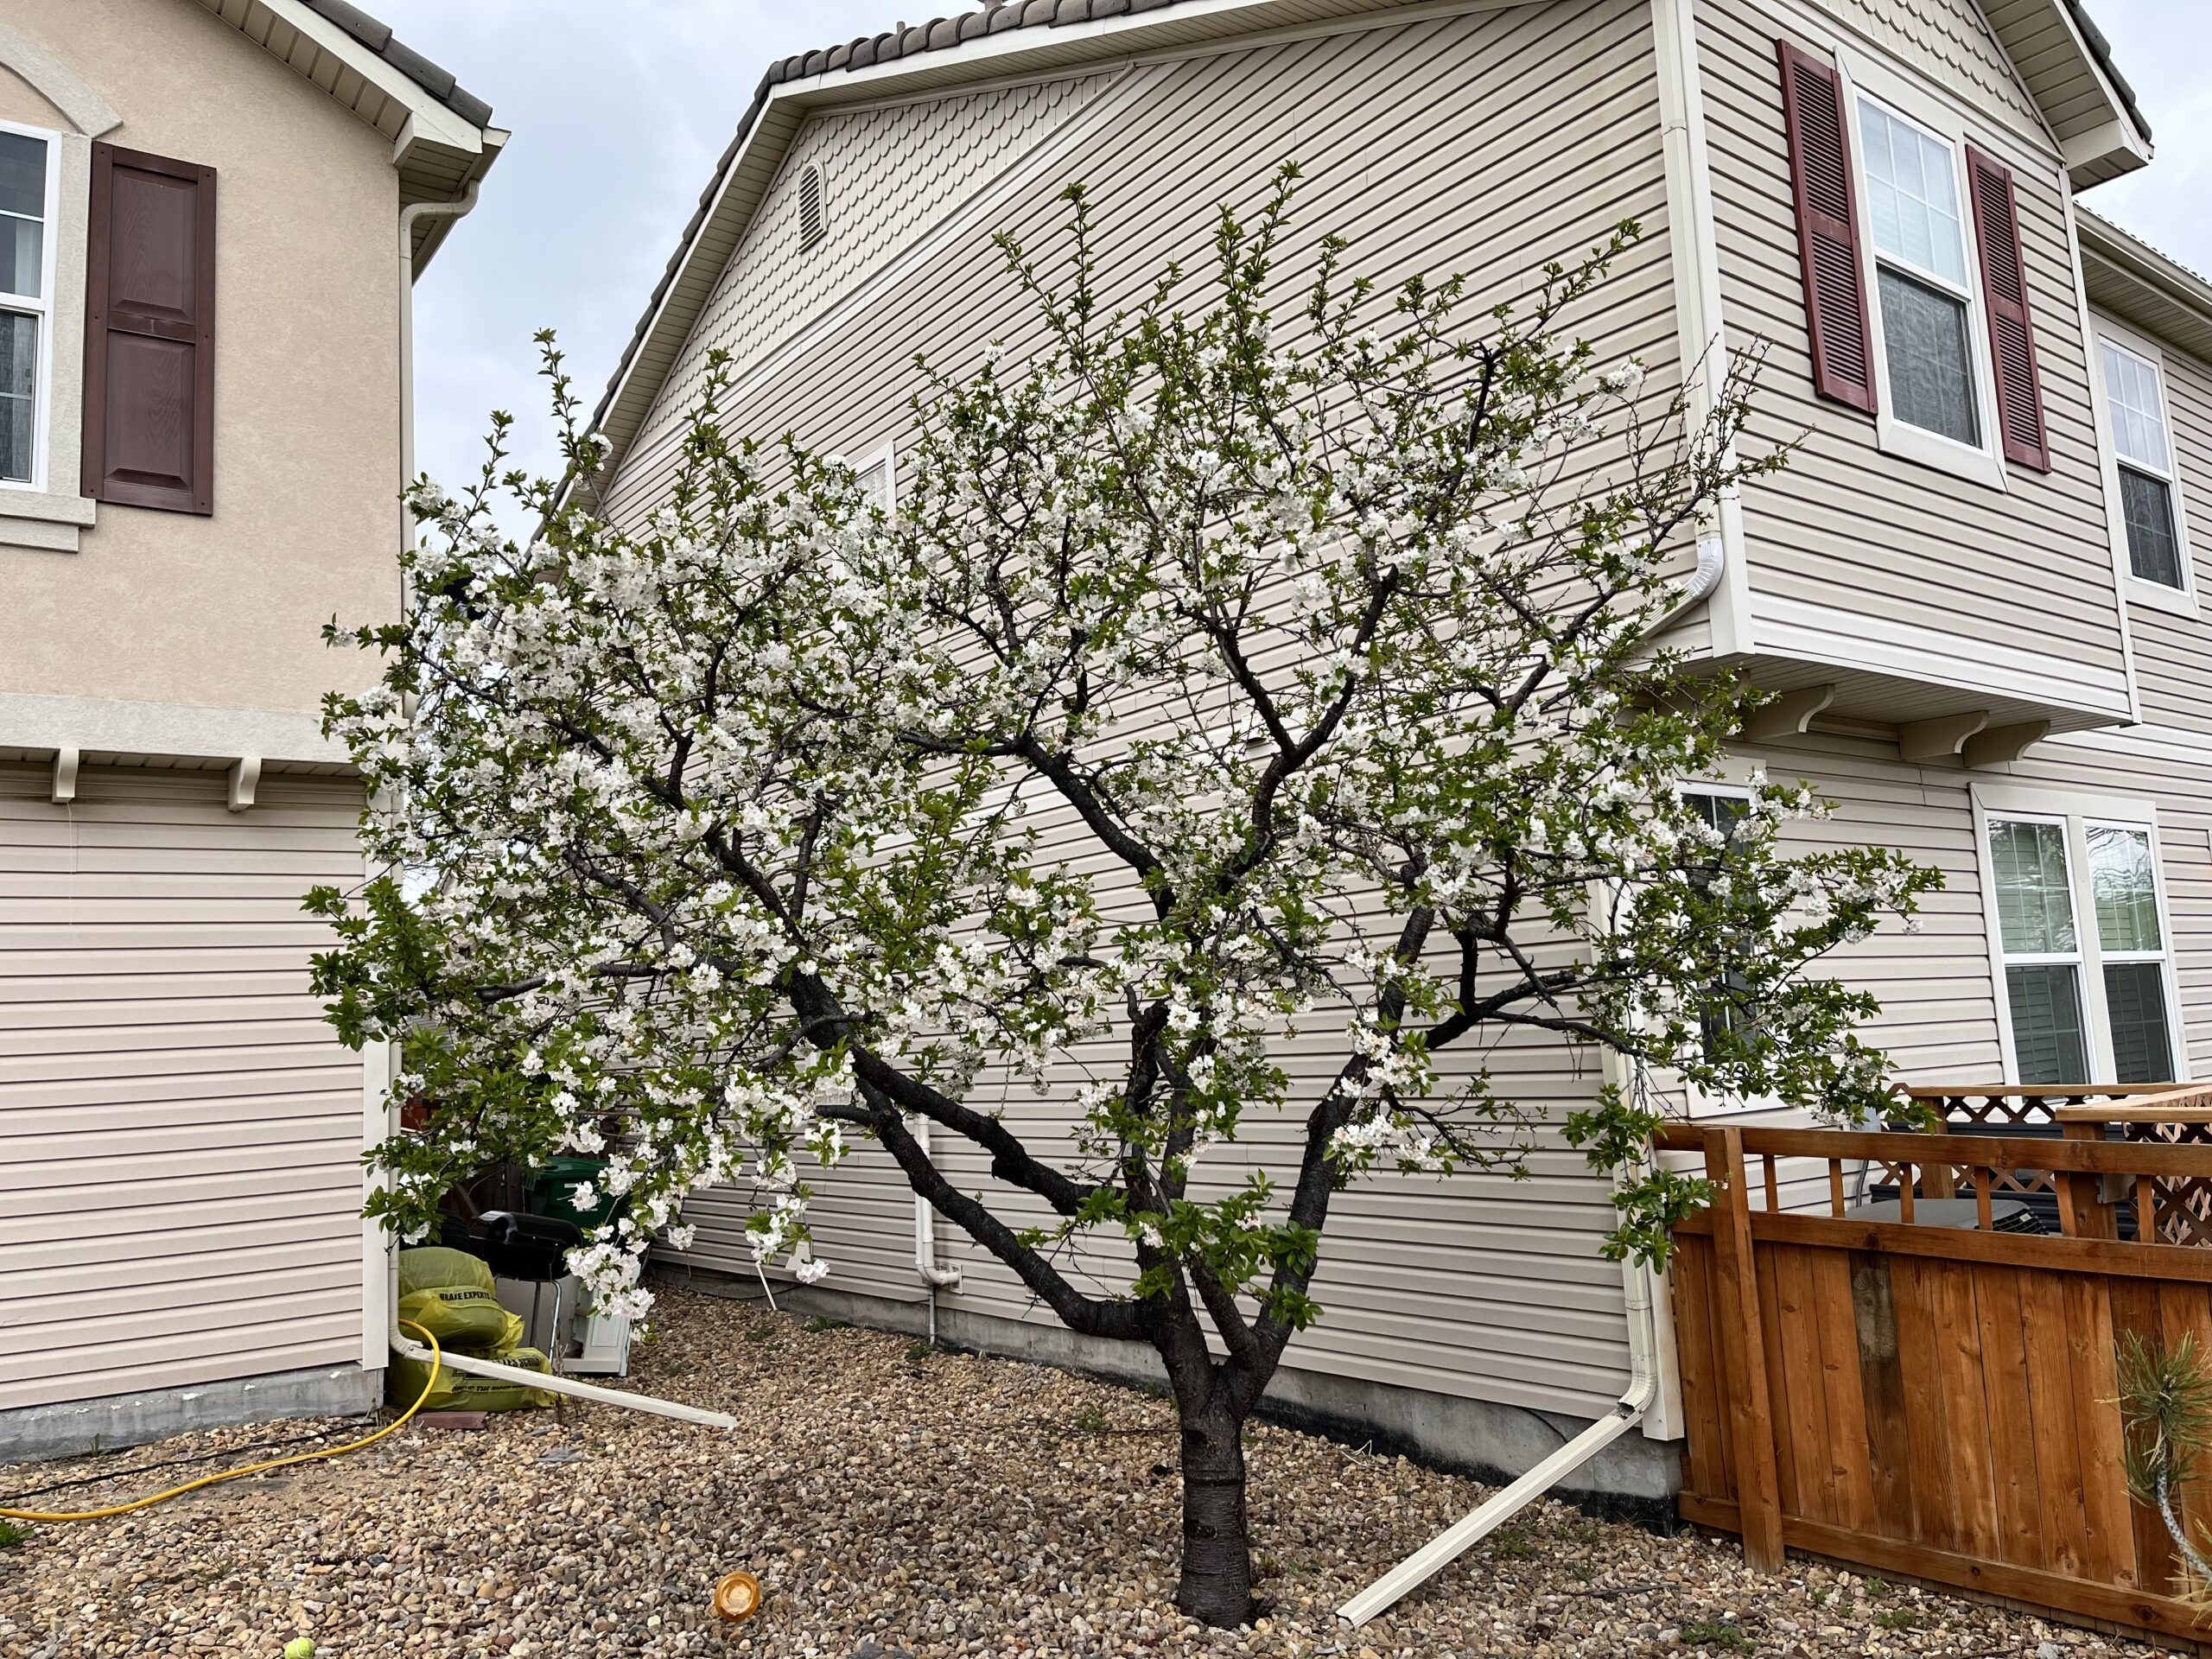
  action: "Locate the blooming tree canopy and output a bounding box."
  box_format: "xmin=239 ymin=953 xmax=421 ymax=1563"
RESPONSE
xmin=312 ymin=168 xmax=1937 ymax=1624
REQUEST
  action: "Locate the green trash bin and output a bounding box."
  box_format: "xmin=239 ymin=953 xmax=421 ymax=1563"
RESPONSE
xmin=527 ymin=1156 xmax=623 ymax=1233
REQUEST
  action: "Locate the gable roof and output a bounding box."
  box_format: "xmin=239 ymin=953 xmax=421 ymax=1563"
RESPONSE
xmin=194 ymin=0 xmax=505 ymax=267
xmin=588 ymin=0 xmax=2152 ymax=481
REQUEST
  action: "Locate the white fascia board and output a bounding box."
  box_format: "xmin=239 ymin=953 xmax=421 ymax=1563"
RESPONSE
xmin=253 ymin=0 xmax=489 ymax=154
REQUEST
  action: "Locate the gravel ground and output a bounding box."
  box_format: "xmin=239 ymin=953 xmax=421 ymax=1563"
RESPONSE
xmin=0 ymin=1287 xmax=2186 ymax=1658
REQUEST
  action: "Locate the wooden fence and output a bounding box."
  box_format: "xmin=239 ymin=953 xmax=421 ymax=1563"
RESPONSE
xmin=1662 ymin=1112 xmax=2212 ymax=1651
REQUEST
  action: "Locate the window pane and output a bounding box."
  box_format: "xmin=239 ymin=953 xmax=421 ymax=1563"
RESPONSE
xmin=1878 ymin=269 xmax=1979 ymax=446
xmin=2088 ymin=823 xmax=2163 ymax=953
xmin=1685 ymin=791 xmax=1748 ymax=844
xmin=0 ymin=217 xmax=38 ymax=301
xmin=0 ymin=132 xmax=44 ymax=221
xmin=1989 ymin=819 xmax=2075 ymax=956
xmin=2101 ymin=341 xmax=2172 ymax=474
xmin=2006 ymin=964 xmax=2090 ymax=1084
xmin=0 ymin=310 xmax=34 ymax=483
xmin=2104 ymin=961 xmax=2175 ymax=1084
xmin=1859 ymin=101 xmax=1968 ymax=288
xmin=1684 ymin=791 xmax=1754 ymax=1063
xmin=2120 ymin=467 xmax=2183 ymax=588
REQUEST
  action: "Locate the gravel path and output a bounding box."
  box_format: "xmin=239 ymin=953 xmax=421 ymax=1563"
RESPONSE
xmin=0 ymin=1288 xmax=2183 ymax=1657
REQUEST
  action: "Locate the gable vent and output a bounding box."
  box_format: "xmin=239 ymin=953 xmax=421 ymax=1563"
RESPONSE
xmin=798 ymin=164 xmax=824 ymax=248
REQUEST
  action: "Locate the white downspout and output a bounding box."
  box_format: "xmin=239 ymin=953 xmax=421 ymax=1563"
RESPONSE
xmin=912 ymin=1116 xmax=963 ymax=1346
xmin=1337 ymin=1236 xmax=1663 ymax=1628
xmin=375 ymin=179 xmax=728 ymax=1433
xmin=1338 ymin=942 xmax=1676 ymax=1625
xmin=1649 ymin=533 xmax=1726 ymax=637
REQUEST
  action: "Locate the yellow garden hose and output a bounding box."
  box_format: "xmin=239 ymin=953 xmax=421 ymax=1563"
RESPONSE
xmin=0 ymin=1320 xmax=446 ymax=1524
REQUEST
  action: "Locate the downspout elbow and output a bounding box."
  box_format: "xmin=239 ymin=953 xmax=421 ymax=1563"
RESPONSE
xmin=1649 ymin=532 xmax=1726 ymax=637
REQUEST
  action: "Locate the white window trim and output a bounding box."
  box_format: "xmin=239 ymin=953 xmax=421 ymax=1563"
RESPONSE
xmin=1972 ymin=782 xmax=2189 ymax=1086
xmin=2090 ymin=312 xmax=2196 ymax=618
xmin=855 ymin=437 xmax=897 ymax=512
xmin=0 ymin=116 xmax=61 ymax=496
xmin=1670 ymin=777 xmax=1786 ymax=1119
xmin=1837 ymin=54 xmax=2010 ymax=494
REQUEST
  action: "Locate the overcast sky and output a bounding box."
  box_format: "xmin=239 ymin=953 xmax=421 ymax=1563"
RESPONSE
xmin=370 ymin=0 xmax=2211 ymax=498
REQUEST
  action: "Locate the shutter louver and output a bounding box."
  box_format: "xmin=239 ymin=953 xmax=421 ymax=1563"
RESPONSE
xmin=1966 ymin=143 xmax=2051 ymax=473
xmin=82 ymin=143 xmax=215 ymax=514
xmin=1777 ymin=41 xmax=1877 ymax=415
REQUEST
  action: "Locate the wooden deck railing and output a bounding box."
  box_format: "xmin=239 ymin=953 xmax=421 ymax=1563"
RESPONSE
xmin=1659 ymin=1117 xmax=2212 ymax=1652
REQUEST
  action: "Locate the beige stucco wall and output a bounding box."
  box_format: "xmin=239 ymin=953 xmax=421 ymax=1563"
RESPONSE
xmin=0 ymin=0 xmax=401 ymax=721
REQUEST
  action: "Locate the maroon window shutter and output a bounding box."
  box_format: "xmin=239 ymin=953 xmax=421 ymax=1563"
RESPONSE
xmin=1777 ymin=41 xmax=1877 ymax=415
xmin=81 ymin=143 xmax=216 ymax=514
xmin=1966 ymin=144 xmax=2051 ymax=473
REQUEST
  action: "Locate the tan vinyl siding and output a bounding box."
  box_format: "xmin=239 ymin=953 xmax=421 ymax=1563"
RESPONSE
xmin=642 ymin=0 xmax=1679 ymax=1422
xmin=1700 ymin=0 xmax=2128 ymax=706
xmin=1729 ymin=725 xmax=2212 ymax=1089
xmin=2120 ymin=337 xmax=2212 ymax=735
xmin=0 ymin=762 xmax=368 ymax=1411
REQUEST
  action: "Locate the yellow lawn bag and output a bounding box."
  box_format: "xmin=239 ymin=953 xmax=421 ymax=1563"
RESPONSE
xmin=386 ymin=1344 xmax=556 ymax=1414
xmin=396 ymin=1284 xmax=523 ymax=1355
xmin=397 ymin=1246 xmax=496 ymax=1297
xmin=395 ymin=1246 xmax=523 ymax=1353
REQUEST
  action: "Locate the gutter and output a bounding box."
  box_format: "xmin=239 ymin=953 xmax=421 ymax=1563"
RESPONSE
xmin=1338 ymin=1010 xmax=1675 ymax=1627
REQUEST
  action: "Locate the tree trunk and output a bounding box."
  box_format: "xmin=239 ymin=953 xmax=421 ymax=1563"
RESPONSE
xmin=1173 ymin=1389 xmax=1256 ymax=1626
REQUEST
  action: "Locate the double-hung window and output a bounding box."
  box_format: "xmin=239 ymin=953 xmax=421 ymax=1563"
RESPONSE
xmin=0 ymin=124 xmax=54 ymax=488
xmin=1859 ymin=99 xmax=1980 ymax=449
xmin=2100 ymin=335 xmax=2188 ymax=592
xmin=1777 ymin=41 xmax=2050 ymax=483
xmin=1985 ymin=804 xmax=2179 ymax=1086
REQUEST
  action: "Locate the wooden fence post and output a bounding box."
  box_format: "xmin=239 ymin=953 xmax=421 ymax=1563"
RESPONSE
xmin=1704 ymin=1125 xmax=1785 ymax=1571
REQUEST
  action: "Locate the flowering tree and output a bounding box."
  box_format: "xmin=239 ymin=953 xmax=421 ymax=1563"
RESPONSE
xmin=313 ymin=168 xmax=1936 ymax=1626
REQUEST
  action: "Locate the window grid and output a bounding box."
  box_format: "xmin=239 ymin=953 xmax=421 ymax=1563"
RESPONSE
xmin=2101 ymin=341 xmax=2174 ymax=478
xmin=1681 ymin=786 xmax=1754 ymax=1065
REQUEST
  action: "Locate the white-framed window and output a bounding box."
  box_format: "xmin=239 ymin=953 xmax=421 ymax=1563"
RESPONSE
xmin=1840 ymin=67 xmax=2008 ymax=491
xmin=1680 ymin=784 xmax=1755 ymax=1065
xmin=855 ymin=439 xmax=895 ymax=512
xmin=2094 ymin=322 xmax=2193 ymax=607
xmin=0 ymin=119 xmax=59 ymax=491
xmin=1978 ymin=787 xmax=2183 ymax=1086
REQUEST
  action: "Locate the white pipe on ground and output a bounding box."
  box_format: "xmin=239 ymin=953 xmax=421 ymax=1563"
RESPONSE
xmin=386 ymin=1319 xmax=737 ymax=1429
xmin=1337 ymin=1315 xmax=1659 ymax=1627
xmin=1338 ymin=1135 xmax=1669 ymax=1627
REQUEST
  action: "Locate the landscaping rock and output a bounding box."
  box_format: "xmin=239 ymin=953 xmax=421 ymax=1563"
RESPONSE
xmin=0 ymin=1288 xmax=2186 ymax=1657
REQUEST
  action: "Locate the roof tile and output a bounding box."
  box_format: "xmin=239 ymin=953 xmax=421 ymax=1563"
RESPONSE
xmin=296 ymin=0 xmax=493 ymax=129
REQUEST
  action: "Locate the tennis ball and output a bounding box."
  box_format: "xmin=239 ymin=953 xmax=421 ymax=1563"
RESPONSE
xmin=283 ymin=1640 xmax=315 ymax=1659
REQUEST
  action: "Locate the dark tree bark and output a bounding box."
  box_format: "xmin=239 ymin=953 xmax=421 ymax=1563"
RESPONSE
xmin=1159 ymin=1343 xmax=1260 ymax=1625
